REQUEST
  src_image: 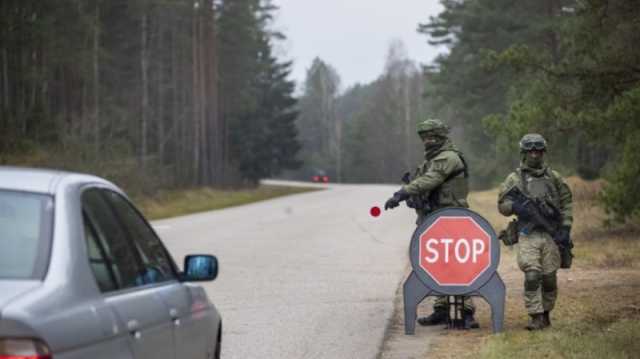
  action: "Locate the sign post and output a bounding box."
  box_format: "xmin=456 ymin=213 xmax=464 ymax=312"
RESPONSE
xmin=403 ymin=208 xmax=505 ymax=334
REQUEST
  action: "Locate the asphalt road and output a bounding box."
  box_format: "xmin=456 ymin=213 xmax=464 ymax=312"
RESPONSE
xmin=154 ymin=181 xmax=417 ymax=359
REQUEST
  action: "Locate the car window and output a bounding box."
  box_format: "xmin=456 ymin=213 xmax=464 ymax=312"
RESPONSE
xmin=0 ymin=190 xmax=53 ymax=279
xmin=83 ymin=214 xmax=119 ymax=292
xmin=102 ymin=191 xmax=177 ymax=285
xmin=82 ymin=189 xmax=143 ymax=290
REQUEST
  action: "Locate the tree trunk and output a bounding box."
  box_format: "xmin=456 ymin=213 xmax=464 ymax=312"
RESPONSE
xmin=192 ymin=4 xmax=201 ymax=184
xmin=93 ymin=1 xmax=101 ymax=153
xmin=158 ymin=67 xmax=165 ymax=163
xmin=19 ymin=45 xmax=27 ymax=135
xmin=141 ymin=10 xmax=149 ymax=167
xmin=204 ymin=2 xmax=220 ymax=185
xmin=546 ymin=0 xmax=560 ymax=64
xmin=2 ymin=48 xmax=8 ymax=115
xmin=198 ymin=10 xmax=207 ymax=184
xmin=170 ymin=12 xmax=180 ymax=181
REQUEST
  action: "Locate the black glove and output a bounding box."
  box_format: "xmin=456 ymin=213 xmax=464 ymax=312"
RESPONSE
xmin=385 ymin=189 xmax=410 ymax=210
xmin=555 ymin=226 xmax=571 ymax=247
xmin=511 ymin=201 xmax=530 ymax=219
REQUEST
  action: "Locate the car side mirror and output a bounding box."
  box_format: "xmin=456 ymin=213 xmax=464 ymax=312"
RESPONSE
xmin=182 ymin=255 xmax=218 ymax=282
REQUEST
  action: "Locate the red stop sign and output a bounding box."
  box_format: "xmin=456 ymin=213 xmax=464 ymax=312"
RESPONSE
xmin=418 ymin=216 xmax=492 ymax=286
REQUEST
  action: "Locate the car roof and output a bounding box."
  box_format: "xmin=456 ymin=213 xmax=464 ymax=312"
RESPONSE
xmin=0 ymin=166 xmax=110 ymax=195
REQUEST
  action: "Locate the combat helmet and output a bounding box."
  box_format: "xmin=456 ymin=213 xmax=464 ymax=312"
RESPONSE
xmin=416 ymin=119 xmax=449 ymax=137
xmin=519 ymin=133 xmax=547 ymax=152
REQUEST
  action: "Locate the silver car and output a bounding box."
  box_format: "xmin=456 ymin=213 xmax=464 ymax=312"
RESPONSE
xmin=0 ymin=167 xmax=222 ymax=359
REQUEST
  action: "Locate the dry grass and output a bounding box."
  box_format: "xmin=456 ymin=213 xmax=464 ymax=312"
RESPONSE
xmin=136 ymin=185 xmax=320 ymax=220
xmin=423 ymin=177 xmax=640 ymax=359
xmin=568 ymin=177 xmax=640 ymax=269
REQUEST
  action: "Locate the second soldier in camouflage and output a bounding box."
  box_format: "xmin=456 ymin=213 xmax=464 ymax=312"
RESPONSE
xmin=497 ymin=134 xmax=573 ymax=330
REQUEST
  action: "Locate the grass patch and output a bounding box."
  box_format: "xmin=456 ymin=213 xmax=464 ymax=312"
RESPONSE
xmin=568 ymin=177 xmax=640 ymax=269
xmin=575 ymin=237 xmax=640 ymax=268
xmin=482 ymin=319 xmax=640 ymax=359
xmin=480 ymin=281 xmax=640 ymax=359
xmin=136 ymin=185 xmax=320 ymax=220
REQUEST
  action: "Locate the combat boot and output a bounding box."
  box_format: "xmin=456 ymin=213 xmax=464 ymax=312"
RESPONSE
xmin=542 ymin=311 xmax=551 ymax=328
xmin=462 ymin=310 xmax=480 ymax=329
xmin=525 ymin=313 xmax=546 ymax=331
xmin=417 ymin=309 xmax=448 ymax=326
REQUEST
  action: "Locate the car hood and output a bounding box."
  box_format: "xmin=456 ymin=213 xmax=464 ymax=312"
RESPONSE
xmin=0 ymin=280 xmax=42 ymax=317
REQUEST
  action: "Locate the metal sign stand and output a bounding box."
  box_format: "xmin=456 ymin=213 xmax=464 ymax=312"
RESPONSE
xmin=447 ymin=295 xmax=465 ymax=329
xmin=403 ymin=208 xmax=506 ymax=334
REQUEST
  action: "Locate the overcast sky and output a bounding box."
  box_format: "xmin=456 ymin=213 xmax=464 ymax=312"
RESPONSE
xmin=271 ymin=0 xmax=444 ymax=92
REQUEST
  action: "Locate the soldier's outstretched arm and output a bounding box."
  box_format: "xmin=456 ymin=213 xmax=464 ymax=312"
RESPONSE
xmin=403 ymin=154 xmax=462 ymax=196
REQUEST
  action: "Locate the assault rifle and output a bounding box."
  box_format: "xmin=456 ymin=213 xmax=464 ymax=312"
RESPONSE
xmin=503 ymin=185 xmax=560 ymax=236
xmin=504 ymin=185 xmax=574 ymax=268
xmin=401 ymin=172 xmax=429 ymax=211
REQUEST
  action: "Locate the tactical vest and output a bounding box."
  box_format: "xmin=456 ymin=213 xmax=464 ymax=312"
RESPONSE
xmin=414 ymin=150 xmax=469 ymax=211
xmin=517 ymin=167 xmax=562 ymax=217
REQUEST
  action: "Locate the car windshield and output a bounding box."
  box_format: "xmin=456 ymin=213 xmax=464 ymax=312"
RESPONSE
xmin=0 ymin=190 xmax=53 ymax=279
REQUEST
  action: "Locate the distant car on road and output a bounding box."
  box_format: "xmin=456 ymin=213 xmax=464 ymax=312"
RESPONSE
xmin=0 ymin=167 xmax=222 ymax=359
xmin=311 ymin=169 xmax=329 ymax=183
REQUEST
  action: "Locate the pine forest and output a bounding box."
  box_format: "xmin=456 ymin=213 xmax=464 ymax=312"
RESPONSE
xmin=2 ymin=0 xmax=639 ymax=222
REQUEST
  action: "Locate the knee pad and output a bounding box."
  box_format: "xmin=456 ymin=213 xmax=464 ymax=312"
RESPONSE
xmin=524 ymin=271 xmax=541 ymax=292
xmin=542 ymin=272 xmax=557 ymax=292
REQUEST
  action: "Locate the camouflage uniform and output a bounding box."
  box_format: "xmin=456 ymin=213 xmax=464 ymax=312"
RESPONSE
xmin=405 ymin=139 xmax=469 ymax=223
xmin=497 ymin=134 xmax=573 ymax=329
xmin=385 ymin=119 xmax=477 ymax=320
xmin=403 ymin=138 xmax=475 ymax=314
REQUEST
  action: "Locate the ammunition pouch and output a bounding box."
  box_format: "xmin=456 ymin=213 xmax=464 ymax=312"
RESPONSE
xmin=430 ymin=176 xmax=469 ymax=209
xmin=499 ymin=219 xmax=519 ymax=246
xmin=449 ymin=176 xmax=469 ymax=203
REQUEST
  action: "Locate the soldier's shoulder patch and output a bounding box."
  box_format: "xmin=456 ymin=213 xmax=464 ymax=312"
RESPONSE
xmin=435 ymin=150 xmax=457 ymax=159
xmin=432 ymin=156 xmax=461 ymax=175
xmin=433 ymin=150 xmax=462 ymax=164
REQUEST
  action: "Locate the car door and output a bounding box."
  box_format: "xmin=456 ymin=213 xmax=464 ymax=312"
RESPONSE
xmin=82 ymin=188 xmax=174 ymax=359
xmin=81 ymin=214 xmax=136 ymax=359
xmin=100 ymin=190 xmax=216 ymax=359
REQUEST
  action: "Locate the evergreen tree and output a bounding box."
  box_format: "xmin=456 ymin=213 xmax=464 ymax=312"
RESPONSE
xmin=218 ymin=0 xmax=300 ymax=184
xmin=1 ymin=0 xmax=226 ymax=190
xmin=420 ymin=0 xmax=572 ymax=187
xmin=234 ymin=33 xmax=301 ymax=183
xmin=484 ymin=0 xmax=640 ymax=221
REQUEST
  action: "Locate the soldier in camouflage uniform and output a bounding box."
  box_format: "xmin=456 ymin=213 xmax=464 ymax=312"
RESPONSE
xmin=385 ymin=119 xmax=478 ymax=329
xmin=497 ymin=134 xmax=573 ymax=330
